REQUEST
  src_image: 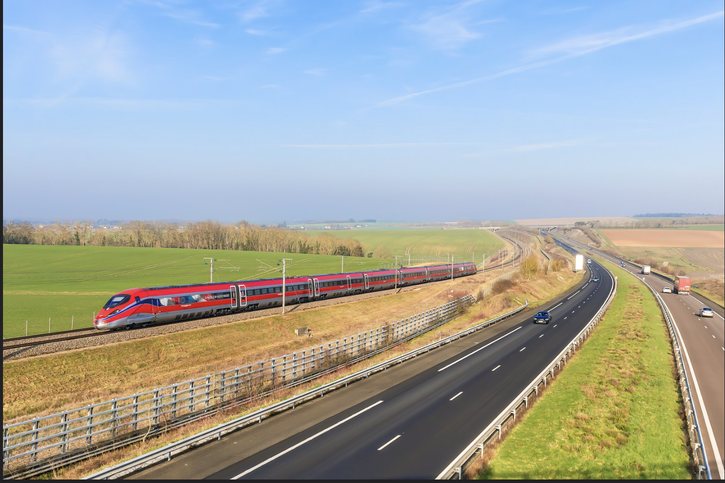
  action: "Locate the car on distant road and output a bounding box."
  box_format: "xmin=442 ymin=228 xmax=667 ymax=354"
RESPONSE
xmin=699 ymin=307 xmax=714 ymax=318
xmin=587 ymin=258 xmax=592 ymax=264
xmin=533 ymin=310 xmax=551 ymax=324
xmin=592 ymin=276 xmax=599 ymax=282
xmin=662 ymin=286 xmax=671 ymax=293
xmin=621 ymin=261 xmax=626 ymax=267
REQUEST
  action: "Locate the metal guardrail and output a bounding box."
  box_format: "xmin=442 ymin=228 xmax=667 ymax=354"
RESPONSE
xmin=638 ymin=278 xmax=711 ymax=479
xmin=3 ymin=295 xmax=471 ymax=476
xmin=81 ymin=298 xmax=529 ymax=480
xmin=3 ymin=266 xmax=521 ymax=479
xmin=437 ymin=257 xmax=618 ymax=479
xmin=550 ymin=236 xmax=712 ymax=479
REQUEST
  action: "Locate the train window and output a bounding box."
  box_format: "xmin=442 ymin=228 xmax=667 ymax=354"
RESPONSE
xmin=103 ymin=294 xmax=130 ymax=309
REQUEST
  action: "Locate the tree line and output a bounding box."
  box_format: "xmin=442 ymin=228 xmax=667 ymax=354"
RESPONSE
xmin=2 ymin=220 xmax=368 ymax=257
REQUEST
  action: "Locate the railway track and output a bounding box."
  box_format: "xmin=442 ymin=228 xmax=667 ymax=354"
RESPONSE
xmin=3 ymin=237 xmax=527 ymax=355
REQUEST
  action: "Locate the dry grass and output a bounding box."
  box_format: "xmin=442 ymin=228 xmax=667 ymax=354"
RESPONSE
xmin=5 ymin=260 xmax=585 ymax=478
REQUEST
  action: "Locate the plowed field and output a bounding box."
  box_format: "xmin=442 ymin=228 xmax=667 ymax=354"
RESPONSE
xmin=599 ymin=229 xmax=724 ymax=248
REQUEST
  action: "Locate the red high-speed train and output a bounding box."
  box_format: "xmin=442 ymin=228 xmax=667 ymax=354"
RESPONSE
xmin=94 ymin=262 xmax=477 ymax=330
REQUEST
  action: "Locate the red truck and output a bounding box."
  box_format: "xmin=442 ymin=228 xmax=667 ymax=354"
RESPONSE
xmin=673 ymin=276 xmax=691 ymax=294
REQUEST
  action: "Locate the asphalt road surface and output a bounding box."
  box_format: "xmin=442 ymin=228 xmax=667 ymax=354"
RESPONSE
xmin=129 ymin=261 xmax=612 ymax=479
xmin=556 ymin=234 xmax=724 ymax=479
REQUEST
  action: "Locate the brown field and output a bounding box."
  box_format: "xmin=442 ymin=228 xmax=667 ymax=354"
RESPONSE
xmin=515 ymin=217 xmax=637 ymax=226
xmin=600 ymin=229 xmax=724 ymax=248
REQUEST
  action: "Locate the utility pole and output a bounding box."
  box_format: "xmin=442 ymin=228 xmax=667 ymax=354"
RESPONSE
xmin=203 ymin=258 xmax=214 ymax=283
xmin=394 ymin=255 xmax=400 ymax=289
xmin=451 ymin=255 xmax=454 ymax=280
xmin=279 ymin=258 xmax=292 ymax=314
xmin=341 ymin=255 xmax=344 ymax=273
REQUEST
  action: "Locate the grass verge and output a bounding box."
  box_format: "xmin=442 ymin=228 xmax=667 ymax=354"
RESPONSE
xmin=6 ymin=253 xmax=584 ymax=478
xmin=471 ymin=259 xmax=691 ymax=479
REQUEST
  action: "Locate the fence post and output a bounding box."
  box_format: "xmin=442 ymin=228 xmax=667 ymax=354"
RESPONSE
xmin=60 ymin=412 xmax=69 ymax=453
xmin=48 ymin=317 xmax=51 ymax=334
xmin=132 ymin=395 xmax=139 ymax=431
xmin=30 ymin=419 xmax=40 ymax=462
xmin=86 ymin=406 xmax=94 ymax=446
xmin=111 ymin=400 xmax=118 ymax=438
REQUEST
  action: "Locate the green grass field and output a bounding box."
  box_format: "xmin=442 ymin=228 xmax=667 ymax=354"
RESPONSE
xmin=306 ymin=229 xmax=504 ymax=264
xmin=3 ymin=229 xmax=503 ymax=337
xmin=2 ymin=245 xmax=388 ymax=337
xmin=476 ymin=260 xmax=690 ymax=479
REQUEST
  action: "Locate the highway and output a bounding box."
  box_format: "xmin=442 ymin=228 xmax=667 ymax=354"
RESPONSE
xmin=129 ymin=258 xmax=612 ymax=479
xmin=555 ymin=233 xmax=724 ymax=480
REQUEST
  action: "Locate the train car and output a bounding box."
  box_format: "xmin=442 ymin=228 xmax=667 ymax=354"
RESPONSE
xmin=239 ymin=276 xmax=312 ymax=311
xmin=427 ymin=264 xmax=452 ymax=282
xmin=398 ymin=267 xmax=428 ymax=287
xmin=310 ymin=272 xmax=365 ymax=299
xmin=453 ymin=262 xmax=477 ymax=278
xmin=94 ymin=281 xmax=239 ymax=330
xmin=363 ymin=269 xmax=398 ymax=292
xmin=95 ymin=261 xmax=479 ymax=330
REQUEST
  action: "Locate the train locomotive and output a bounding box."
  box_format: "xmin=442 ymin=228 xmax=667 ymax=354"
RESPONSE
xmin=94 ymin=262 xmax=477 ymax=330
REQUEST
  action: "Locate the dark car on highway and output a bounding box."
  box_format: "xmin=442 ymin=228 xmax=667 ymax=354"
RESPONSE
xmin=534 ymin=310 xmax=552 ymax=324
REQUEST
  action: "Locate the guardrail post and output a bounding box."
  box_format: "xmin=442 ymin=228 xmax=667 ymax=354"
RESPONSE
xmin=496 ymin=424 xmax=502 ymax=440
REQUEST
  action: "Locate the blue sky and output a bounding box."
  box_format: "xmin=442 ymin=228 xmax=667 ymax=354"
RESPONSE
xmin=3 ymin=0 xmax=723 ymax=223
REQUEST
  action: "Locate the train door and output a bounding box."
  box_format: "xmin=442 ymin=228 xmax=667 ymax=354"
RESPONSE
xmin=230 ymin=285 xmax=238 ymax=309
xmin=313 ymin=278 xmax=320 ymax=297
xmin=307 ymin=278 xmax=314 ymax=298
xmin=363 ymin=274 xmax=370 ymax=290
xmin=239 ymin=285 xmax=247 ymax=308
xmin=346 ymin=275 xmax=351 ymax=293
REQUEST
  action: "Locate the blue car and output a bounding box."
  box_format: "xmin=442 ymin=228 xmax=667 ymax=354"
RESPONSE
xmin=534 ymin=310 xmax=551 ymax=324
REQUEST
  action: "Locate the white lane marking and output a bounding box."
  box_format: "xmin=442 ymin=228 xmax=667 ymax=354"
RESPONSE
xmin=567 ymin=290 xmax=581 ymax=300
xmin=231 ymin=400 xmax=384 ymax=479
xmin=438 ymin=327 xmax=522 ymax=372
xmin=553 ymin=324 xmax=558 ymax=327
xmin=551 ymin=302 xmax=563 ymax=311
xmin=519 ymin=347 xmax=526 ymax=352
xmin=668 ymin=308 xmax=725 ymax=478
xmin=492 ymin=365 xmax=501 ymax=371
xmin=539 ymin=334 xmax=544 ymax=338
xmin=378 ymin=434 xmax=401 ymax=451
xmin=450 ymin=392 xmax=463 ymax=401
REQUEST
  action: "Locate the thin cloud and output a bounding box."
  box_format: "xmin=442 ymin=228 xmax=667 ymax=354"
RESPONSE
xmin=408 ymin=0 xmax=488 ymax=51
xmin=282 ymin=142 xmax=488 ymax=149
xmin=465 ymin=139 xmax=598 ymax=157
xmin=379 ymin=10 xmax=724 ymax=107
xmin=266 ymin=47 xmax=286 ymax=54
xmin=3 ymin=24 xmax=50 ymax=36
xmin=304 ymin=68 xmax=328 ymax=76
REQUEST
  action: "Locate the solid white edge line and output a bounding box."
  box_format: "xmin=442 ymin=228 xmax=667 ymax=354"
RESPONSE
xmin=231 ymin=400 xmax=384 ymax=479
xmin=450 ymin=392 xmax=463 ymax=401
xmin=668 ymin=305 xmax=724 ymax=478
xmin=377 ymin=434 xmax=401 ymax=451
xmin=437 ymin=327 xmax=522 ymax=372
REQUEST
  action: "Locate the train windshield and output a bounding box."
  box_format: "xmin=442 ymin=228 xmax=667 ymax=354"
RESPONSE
xmin=103 ymin=294 xmax=130 ymax=309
